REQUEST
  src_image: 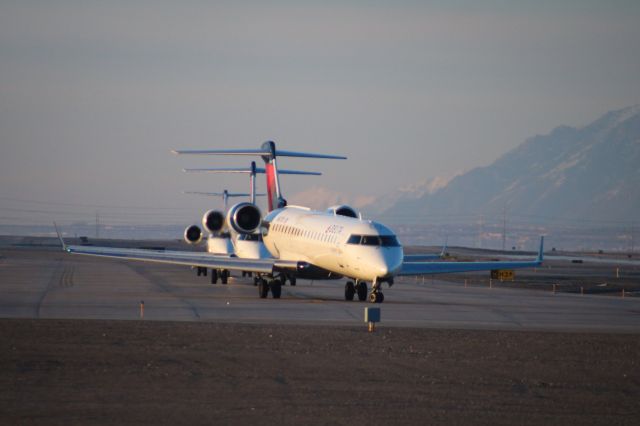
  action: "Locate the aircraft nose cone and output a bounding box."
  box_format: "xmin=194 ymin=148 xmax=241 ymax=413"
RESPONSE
xmin=377 ymin=264 xmax=389 ymax=277
xmin=385 ymin=248 xmax=404 ymax=276
xmin=373 ymin=248 xmax=403 ymax=278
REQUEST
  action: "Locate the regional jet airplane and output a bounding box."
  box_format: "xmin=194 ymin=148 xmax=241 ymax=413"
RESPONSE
xmin=182 ymin=161 xmax=322 ymax=285
xmin=59 ymin=141 xmax=543 ymax=303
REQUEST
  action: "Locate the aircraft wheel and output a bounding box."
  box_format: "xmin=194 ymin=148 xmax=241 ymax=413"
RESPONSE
xmin=210 ymin=269 xmax=218 ymax=284
xmin=345 ymin=281 xmax=355 ymax=301
xmin=258 ymin=279 xmax=269 ymax=298
xmin=369 ymin=292 xmax=384 ymax=303
xmin=271 ymin=279 xmax=282 ymax=299
xmin=357 ymin=282 xmax=367 ymax=301
xmin=289 ymin=276 xmax=296 ymax=286
xmin=253 ymin=277 xmax=259 ymax=286
xmin=220 ymin=269 xmax=229 ymax=284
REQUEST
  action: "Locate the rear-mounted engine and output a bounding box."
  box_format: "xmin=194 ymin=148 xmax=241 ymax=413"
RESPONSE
xmin=226 ymin=202 xmax=262 ymax=234
xmin=184 ymin=225 xmax=203 ymax=244
xmin=202 ymin=209 xmax=225 ymax=233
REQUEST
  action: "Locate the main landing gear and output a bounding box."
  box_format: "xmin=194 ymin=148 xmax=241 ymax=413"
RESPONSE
xmin=256 ymin=277 xmax=282 ymax=299
xmin=344 ymin=280 xmax=368 ymax=302
xmin=209 ymin=269 xmax=230 ymax=285
xmin=344 ymin=280 xmax=384 ymax=303
xmin=282 ymin=273 xmax=296 ymax=286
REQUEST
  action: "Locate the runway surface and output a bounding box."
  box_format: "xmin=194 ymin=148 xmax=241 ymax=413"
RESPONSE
xmin=1 ymin=248 xmax=639 ymax=332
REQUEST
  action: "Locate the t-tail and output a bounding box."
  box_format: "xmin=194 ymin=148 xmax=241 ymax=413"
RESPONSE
xmin=182 ymin=160 xmax=322 ymax=206
xmin=173 ymin=141 xmax=346 ymax=212
xmin=182 ymin=189 xmax=255 ymax=211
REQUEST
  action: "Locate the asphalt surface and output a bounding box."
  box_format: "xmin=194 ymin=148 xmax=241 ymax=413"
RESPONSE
xmin=2 ymin=245 xmax=640 ymax=425
xmin=1 ymin=247 xmax=639 ymax=332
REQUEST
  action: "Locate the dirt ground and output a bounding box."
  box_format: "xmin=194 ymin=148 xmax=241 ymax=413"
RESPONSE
xmin=1 ymin=319 xmax=639 ymax=425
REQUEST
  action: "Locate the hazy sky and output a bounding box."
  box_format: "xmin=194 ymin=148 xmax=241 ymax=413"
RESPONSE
xmin=1 ymin=1 xmax=639 ymax=225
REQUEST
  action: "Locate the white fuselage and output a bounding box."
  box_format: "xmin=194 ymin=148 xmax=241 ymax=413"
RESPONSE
xmin=262 ymin=206 xmax=404 ymax=282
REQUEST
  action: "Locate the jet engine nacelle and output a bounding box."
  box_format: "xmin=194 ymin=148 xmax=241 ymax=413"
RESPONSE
xmin=226 ymin=202 xmax=262 ymax=234
xmin=327 ymin=204 xmax=359 ymax=218
xmin=202 ymin=209 xmax=225 ymax=234
xmin=184 ymin=225 xmax=203 ymax=245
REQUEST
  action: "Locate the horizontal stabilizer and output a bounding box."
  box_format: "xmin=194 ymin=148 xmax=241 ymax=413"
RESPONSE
xmin=183 ymin=191 xmax=265 ymax=197
xmin=274 ymin=150 xmax=346 ymax=160
xmin=172 ymin=147 xmax=346 ymax=160
xmin=182 ymin=191 xmax=266 ymax=197
xmin=183 ymin=168 xmax=322 ymax=176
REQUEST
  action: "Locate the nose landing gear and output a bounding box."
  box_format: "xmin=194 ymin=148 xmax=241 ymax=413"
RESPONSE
xmin=369 ymin=280 xmax=384 ymax=304
xmin=344 ymin=280 xmax=384 ymax=303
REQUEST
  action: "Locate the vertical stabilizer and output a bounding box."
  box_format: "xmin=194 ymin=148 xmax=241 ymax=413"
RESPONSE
xmin=260 ymin=141 xmax=285 ymax=211
xmin=173 ymin=140 xmax=345 ymax=212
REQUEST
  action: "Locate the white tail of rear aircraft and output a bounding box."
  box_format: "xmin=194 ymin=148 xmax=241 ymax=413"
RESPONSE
xmin=172 ymin=141 xmax=346 ymax=211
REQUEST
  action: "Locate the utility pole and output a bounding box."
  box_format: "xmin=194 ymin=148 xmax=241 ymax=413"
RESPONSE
xmin=502 ymin=204 xmax=507 ymax=251
xmin=632 ymin=221 xmax=635 ymax=255
xmin=96 ymin=211 xmax=99 ymax=239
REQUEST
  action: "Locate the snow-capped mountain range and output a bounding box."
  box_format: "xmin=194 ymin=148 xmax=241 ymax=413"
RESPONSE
xmin=384 ymin=105 xmax=640 ymax=224
xmin=292 ymin=105 xmax=640 ymax=226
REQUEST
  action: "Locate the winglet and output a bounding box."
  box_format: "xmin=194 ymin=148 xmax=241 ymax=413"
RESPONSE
xmin=439 ymin=236 xmax=448 ymax=258
xmin=53 ymin=222 xmax=67 ymax=251
xmin=537 ymin=236 xmax=544 ymax=263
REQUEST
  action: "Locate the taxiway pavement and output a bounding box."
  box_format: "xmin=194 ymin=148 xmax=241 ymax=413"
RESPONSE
xmin=1 ymin=248 xmax=639 ymax=332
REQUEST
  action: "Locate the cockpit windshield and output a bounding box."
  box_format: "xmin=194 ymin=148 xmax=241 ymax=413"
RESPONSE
xmin=380 ymin=235 xmax=400 ymax=246
xmin=347 ymin=234 xmax=400 ymax=247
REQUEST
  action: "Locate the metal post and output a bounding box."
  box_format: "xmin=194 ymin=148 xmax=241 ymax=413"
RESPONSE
xmin=502 ymin=204 xmax=507 ymax=251
xmin=250 ymin=171 xmax=256 ymax=205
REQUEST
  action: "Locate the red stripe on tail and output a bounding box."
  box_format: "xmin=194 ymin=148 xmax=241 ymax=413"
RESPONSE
xmin=265 ymin=163 xmax=277 ymax=212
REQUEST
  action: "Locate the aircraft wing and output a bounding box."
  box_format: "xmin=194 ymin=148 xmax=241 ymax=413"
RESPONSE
xmin=399 ymin=237 xmax=544 ymax=276
xmin=403 ymin=239 xmax=447 ymax=261
xmin=403 ymin=254 xmax=443 ymax=262
xmin=63 ymin=245 xmax=300 ymax=274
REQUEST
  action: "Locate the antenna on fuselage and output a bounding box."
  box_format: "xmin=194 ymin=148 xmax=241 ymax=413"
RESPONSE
xmin=173 ymin=142 xmax=346 ymax=211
